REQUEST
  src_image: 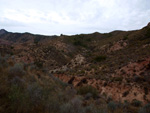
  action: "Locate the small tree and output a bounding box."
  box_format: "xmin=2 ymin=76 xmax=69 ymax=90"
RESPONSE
xmin=107 ymin=101 xmax=117 ymax=113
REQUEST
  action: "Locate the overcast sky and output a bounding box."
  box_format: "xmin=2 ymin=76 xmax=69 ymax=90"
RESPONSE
xmin=0 ymin=0 xmax=150 ymax=35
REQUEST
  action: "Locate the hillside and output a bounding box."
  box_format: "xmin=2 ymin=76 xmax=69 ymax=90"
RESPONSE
xmin=0 ymin=23 xmax=150 ymax=113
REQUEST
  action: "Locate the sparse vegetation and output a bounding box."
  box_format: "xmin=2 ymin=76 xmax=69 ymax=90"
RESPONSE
xmin=34 ymin=61 xmax=43 ymax=68
xmin=145 ymin=28 xmax=150 ymax=38
xmin=77 ymin=85 xmax=99 ymax=98
xmin=107 ymin=101 xmax=117 ymax=113
xmin=113 ymin=77 xmax=123 ymax=82
xmin=123 ymin=35 xmax=128 ymax=40
xmin=0 ymin=23 xmax=150 ymax=113
xmin=94 ymin=56 xmax=107 ymax=62
xmin=139 ymin=103 xmax=150 ymax=113
xmin=8 ymin=63 xmax=26 ymax=78
xmin=131 ymin=99 xmax=142 ymax=107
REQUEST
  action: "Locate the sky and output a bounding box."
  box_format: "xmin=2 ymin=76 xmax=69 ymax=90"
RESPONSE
xmin=0 ymin=0 xmax=150 ymax=35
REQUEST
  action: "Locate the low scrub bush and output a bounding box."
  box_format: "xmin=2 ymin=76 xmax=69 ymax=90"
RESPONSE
xmin=60 ymin=97 xmax=84 ymax=113
xmin=34 ymin=61 xmax=43 ymax=68
xmin=123 ymin=36 xmax=128 ymax=40
xmin=131 ymin=99 xmax=142 ymax=107
xmin=139 ymin=103 xmax=150 ymax=113
xmin=8 ymin=63 xmax=25 ymax=78
xmin=26 ymin=83 xmax=43 ymax=106
xmin=0 ymin=54 xmax=8 ymax=68
xmin=8 ymin=84 xmax=30 ymax=113
xmin=94 ymin=56 xmax=106 ymax=62
xmin=77 ymin=85 xmax=98 ymax=98
xmin=113 ymin=77 xmax=123 ymax=82
xmin=107 ymin=101 xmax=117 ymax=113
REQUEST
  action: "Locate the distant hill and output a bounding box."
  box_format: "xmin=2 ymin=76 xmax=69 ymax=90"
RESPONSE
xmin=0 ymin=29 xmax=8 ymax=35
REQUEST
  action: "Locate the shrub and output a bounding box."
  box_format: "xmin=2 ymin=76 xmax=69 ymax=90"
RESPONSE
xmin=123 ymin=100 xmax=129 ymax=109
xmin=60 ymin=97 xmax=84 ymax=113
xmin=73 ymin=40 xmax=87 ymax=47
xmin=107 ymin=101 xmax=117 ymax=112
xmin=145 ymin=28 xmax=150 ymax=38
xmin=26 ymin=83 xmax=43 ymax=106
xmin=10 ymin=76 xmax=25 ymax=87
xmin=73 ymin=40 xmax=82 ymax=46
xmin=133 ymin=76 xmax=145 ymax=83
xmin=8 ymin=84 xmax=29 ymax=113
xmin=29 ymin=64 xmax=37 ymax=71
xmin=0 ymin=54 xmax=8 ymax=68
xmin=94 ymin=56 xmax=106 ymax=62
xmin=34 ymin=61 xmax=43 ymax=68
xmin=123 ymin=36 xmax=128 ymax=40
xmin=122 ymin=91 xmax=129 ymax=97
xmin=77 ymin=85 xmax=98 ymax=98
xmin=60 ymin=103 xmax=73 ymax=113
xmin=34 ymin=37 xmax=41 ymax=44
xmin=144 ymin=87 xmax=148 ymax=95
xmin=84 ymin=104 xmax=107 ymax=113
xmin=8 ymin=63 xmax=25 ymax=78
xmin=65 ymin=87 xmax=77 ymax=99
xmin=131 ymin=99 xmax=142 ymax=107
xmin=113 ymin=77 xmax=123 ymax=82
xmin=139 ymin=103 xmax=150 ymax=113
xmin=86 ymin=38 xmax=91 ymax=42
xmin=10 ymin=46 xmax=14 ymax=49
xmin=9 ymin=85 xmax=23 ymax=102
xmin=45 ymin=94 xmax=60 ymax=113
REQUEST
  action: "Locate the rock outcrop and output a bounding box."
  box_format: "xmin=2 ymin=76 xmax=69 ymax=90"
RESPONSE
xmin=147 ymin=22 xmax=150 ymax=27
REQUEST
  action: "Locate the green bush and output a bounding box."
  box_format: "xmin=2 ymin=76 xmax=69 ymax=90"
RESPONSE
xmin=73 ymin=40 xmax=87 ymax=47
xmin=139 ymin=103 xmax=150 ymax=113
xmin=94 ymin=56 xmax=106 ymax=62
xmin=145 ymin=28 xmax=150 ymax=38
xmin=73 ymin=40 xmax=82 ymax=46
xmin=0 ymin=54 xmax=8 ymax=68
xmin=77 ymin=85 xmax=98 ymax=98
xmin=8 ymin=63 xmax=25 ymax=78
xmin=60 ymin=97 xmax=84 ymax=113
xmin=26 ymin=83 xmax=43 ymax=106
xmin=34 ymin=37 xmax=43 ymax=44
xmin=107 ymin=101 xmax=117 ymax=112
xmin=84 ymin=104 xmax=107 ymax=113
xmin=113 ymin=77 xmax=123 ymax=82
xmin=131 ymin=99 xmax=142 ymax=107
xmin=123 ymin=36 xmax=128 ymax=40
xmin=8 ymin=84 xmax=30 ymax=113
xmin=9 ymin=85 xmax=23 ymax=102
xmin=34 ymin=61 xmax=43 ymax=68
xmin=45 ymin=95 xmax=61 ymax=112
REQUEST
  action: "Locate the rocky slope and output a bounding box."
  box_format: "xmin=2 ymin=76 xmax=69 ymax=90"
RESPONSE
xmin=0 ymin=23 xmax=150 ymax=105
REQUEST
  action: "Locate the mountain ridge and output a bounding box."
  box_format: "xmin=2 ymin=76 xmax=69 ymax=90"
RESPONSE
xmin=0 ymin=23 xmax=150 ymax=113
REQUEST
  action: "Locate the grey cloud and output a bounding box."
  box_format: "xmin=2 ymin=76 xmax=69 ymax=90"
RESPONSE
xmin=0 ymin=0 xmax=150 ymax=35
xmin=0 ymin=17 xmax=26 ymax=27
